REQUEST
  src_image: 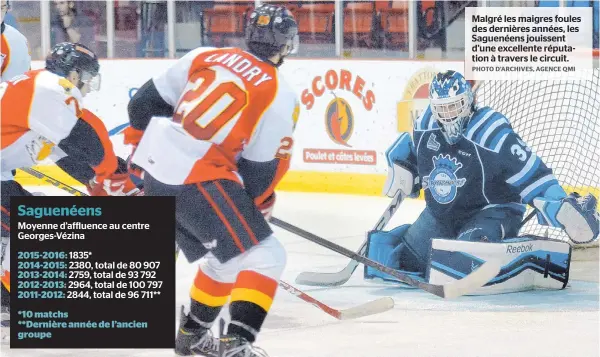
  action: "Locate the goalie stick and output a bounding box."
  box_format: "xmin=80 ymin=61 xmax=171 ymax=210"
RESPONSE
xmin=295 ymin=191 xmax=404 ymax=287
xmin=22 ymin=167 xmax=394 ymax=320
xmin=270 ymin=217 xmax=501 ymax=299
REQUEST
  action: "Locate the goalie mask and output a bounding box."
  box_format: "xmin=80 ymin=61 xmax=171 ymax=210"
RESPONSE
xmin=429 ymin=71 xmax=474 ymax=145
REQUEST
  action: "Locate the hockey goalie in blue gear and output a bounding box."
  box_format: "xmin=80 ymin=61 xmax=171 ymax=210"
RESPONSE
xmin=366 ymin=70 xmax=599 ymax=294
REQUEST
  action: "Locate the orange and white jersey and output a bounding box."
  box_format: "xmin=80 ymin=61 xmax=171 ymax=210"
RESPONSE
xmin=132 ymin=47 xmax=299 ymax=200
xmin=1 ymin=23 xmax=31 ymax=82
xmin=0 ymin=69 xmax=84 ymax=180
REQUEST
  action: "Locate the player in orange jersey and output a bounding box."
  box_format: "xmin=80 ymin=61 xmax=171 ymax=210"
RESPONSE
xmin=1 ymin=4 xmax=30 ymax=339
xmin=125 ymin=4 xmax=299 ymax=357
xmin=0 ymin=42 xmax=137 ymax=344
xmin=1 ymin=0 xmax=30 ymax=82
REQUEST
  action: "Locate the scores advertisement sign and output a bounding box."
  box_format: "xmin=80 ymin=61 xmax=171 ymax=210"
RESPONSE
xmin=299 ymin=68 xmax=377 ymax=167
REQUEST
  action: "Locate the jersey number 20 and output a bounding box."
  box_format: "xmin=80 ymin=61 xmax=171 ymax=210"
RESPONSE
xmin=173 ymin=68 xmax=247 ymax=141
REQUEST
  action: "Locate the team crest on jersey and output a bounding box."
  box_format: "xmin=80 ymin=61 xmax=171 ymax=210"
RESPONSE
xmin=423 ymin=154 xmax=466 ymax=204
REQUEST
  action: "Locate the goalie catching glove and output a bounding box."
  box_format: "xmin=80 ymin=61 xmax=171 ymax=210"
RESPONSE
xmin=533 ymin=192 xmax=599 ymax=244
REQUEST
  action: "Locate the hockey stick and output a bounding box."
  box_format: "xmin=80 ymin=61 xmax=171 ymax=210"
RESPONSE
xmin=295 ymin=191 xmax=405 ymax=287
xmin=277 ymin=280 xmax=394 ymax=320
xmin=19 ymin=167 xmax=87 ymax=196
xmin=22 ymin=168 xmax=394 ymax=320
xmin=270 ymin=217 xmax=501 ymax=299
xmin=174 ymin=246 xmax=393 ymax=321
xmin=520 ymin=210 xmax=537 ymax=230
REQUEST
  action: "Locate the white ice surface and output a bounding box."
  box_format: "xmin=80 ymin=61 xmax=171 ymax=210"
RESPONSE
xmin=3 ymin=187 xmax=599 ymax=357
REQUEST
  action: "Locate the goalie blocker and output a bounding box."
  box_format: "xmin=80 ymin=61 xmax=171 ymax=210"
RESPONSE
xmin=365 ymin=234 xmax=571 ymax=295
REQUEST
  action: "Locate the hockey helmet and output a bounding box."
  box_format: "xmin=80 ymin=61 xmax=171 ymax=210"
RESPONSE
xmin=429 ymin=70 xmax=474 ymax=145
xmin=245 ymin=4 xmax=299 ymax=61
xmin=46 ymin=42 xmax=101 ymax=91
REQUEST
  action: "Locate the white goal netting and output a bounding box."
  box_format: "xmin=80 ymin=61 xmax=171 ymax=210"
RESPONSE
xmin=474 ymin=68 xmax=600 ymax=248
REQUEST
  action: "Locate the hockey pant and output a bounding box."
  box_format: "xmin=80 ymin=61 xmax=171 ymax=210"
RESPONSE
xmin=144 ymin=174 xmax=286 ymax=342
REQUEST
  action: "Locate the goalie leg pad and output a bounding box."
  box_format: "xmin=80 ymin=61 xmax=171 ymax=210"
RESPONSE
xmin=428 ymin=237 xmax=571 ymax=295
xmin=364 ymin=225 xmax=416 ymax=283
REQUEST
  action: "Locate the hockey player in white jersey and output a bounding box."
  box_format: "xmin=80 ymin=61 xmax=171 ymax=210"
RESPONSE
xmin=366 ymin=70 xmax=599 ymax=294
xmin=1 ymin=0 xmax=31 ymax=82
xmin=0 ymin=42 xmax=128 ymax=344
xmin=125 ymin=4 xmax=299 ymax=357
xmin=1 ymin=0 xmax=30 ymax=338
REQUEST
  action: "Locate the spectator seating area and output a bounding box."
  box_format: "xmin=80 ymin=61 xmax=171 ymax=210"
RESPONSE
xmin=202 ymin=1 xmax=436 ymax=50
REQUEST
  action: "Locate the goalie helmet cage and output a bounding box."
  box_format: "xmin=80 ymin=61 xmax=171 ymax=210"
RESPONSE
xmin=473 ymin=53 xmax=599 ymax=248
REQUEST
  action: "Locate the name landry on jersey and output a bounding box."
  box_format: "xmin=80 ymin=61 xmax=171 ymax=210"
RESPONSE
xmin=205 ymin=52 xmax=273 ymax=86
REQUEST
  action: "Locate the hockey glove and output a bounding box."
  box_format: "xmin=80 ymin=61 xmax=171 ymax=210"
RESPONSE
xmin=87 ymin=172 xmax=143 ymax=197
xmin=383 ymin=133 xmax=421 ymax=198
xmin=383 ymin=161 xmax=420 ymax=199
xmin=533 ymin=192 xmax=599 ymax=244
xmin=123 ymin=126 xmax=144 ymax=146
xmin=257 ymin=193 xmax=276 ymax=221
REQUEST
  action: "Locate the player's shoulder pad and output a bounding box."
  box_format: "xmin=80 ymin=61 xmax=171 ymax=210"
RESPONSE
xmin=265 ymin=75 xmax=297 ymax=124
xmin=4 ymin=24 xmax=28 ymax=44
xmin=413 ymin=105 xmax=440 ymax=132
xmin=463 ymin=106 xmax=513 ymax=153
xmin=275 ymin=71 xmax=294 ymax=96
xmin=38 ymin=70 xmax=84 ymax=106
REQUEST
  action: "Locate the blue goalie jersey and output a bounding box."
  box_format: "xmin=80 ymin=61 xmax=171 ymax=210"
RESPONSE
xmin=412 ymin=105 xmax=559 ymax=220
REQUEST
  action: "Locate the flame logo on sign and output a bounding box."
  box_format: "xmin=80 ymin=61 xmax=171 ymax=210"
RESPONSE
xmin=325 ymin=94 xmax=354 ymax=147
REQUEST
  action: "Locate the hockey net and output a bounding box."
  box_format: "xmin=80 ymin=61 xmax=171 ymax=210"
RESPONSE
xmin=473 ymin=55 xmax=599 ymax=249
